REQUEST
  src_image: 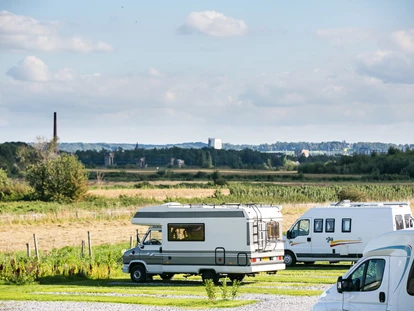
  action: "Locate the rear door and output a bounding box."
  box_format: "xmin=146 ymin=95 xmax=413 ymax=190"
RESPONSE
xmin=342 ymin=257 xmax=389 ymax=311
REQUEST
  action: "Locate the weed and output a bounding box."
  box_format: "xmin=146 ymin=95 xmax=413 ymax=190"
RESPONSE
xmin=204 ymin=279 xmax=216 ymax=301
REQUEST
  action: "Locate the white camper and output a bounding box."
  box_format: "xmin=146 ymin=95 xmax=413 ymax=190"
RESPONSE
xmin=122 ymin=202 xmax=285 ymax=283
xmin=312 ymin=228 xmax=414 ymax=311
xmin=284 ymin=201 xmax=413 ymax=266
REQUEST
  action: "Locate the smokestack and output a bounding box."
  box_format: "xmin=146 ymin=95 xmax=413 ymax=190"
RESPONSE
xmin=53 ymin=112 xmax=57 ymax=139
xmin=53 ymin=112 xmax=58 ymax=153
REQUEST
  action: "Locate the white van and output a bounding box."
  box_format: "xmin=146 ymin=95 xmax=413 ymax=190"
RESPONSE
xmin=122 ymin=202 xmax=285 ymax=284
xmin=312 ymin=228 xmax=414 ymax=311
xmin=284 ymin=201 xmax=413 ymax=266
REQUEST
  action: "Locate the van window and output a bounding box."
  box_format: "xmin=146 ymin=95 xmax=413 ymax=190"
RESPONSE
xmin=314 ymin=219 xmax=323 ymax=233
xmin=407 ymin=260 xmax=414 ymax=295
xmin=348 ymin=259 xmax=385 ymax=292
xmin=404 ymin=214 xmax=413 ymax=228
xmin=291 ymin=219 xmax=310 ymax=238
xmin=395 ymin=215 xmax=404 ymax=230
xmin=326 ymin=219 xmax=335 ymax=232
xmin=342 ymin=218 xmax=352 ymax=232
xmin=168 ymin=223 xmax=205 ymax=241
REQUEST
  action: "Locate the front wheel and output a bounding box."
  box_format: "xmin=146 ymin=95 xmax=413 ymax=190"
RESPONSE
xmin=130 ymin=265 xmax=146 ymax=283
xmin=284 ymin=251 xmax=297 ymax=267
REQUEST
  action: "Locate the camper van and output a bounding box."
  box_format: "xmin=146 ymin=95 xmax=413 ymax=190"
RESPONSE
xmin=284 ymin=201 xmax=413 ymax=266
xmin=311 ymin=228 xmax=414 ymax=311
xmin=122 ymin=202 xmax=285 ymax=283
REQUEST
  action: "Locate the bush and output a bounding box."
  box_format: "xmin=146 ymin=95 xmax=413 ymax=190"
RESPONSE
xmin=337 ymin=188 xmax=368 ymax=202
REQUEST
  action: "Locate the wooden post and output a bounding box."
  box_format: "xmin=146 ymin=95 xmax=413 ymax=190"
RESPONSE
xmin=130 ymin=236 xmax=133 ymax=249
xmin=81 ymin=240 xmax=85 ymax=257
xmin=87 ymin=231 xmax=92 ymax=258
xmin=26 ymin=243 xmax=31 ymax=257
xmin=33 ymin=234 xmax=39 ymax=259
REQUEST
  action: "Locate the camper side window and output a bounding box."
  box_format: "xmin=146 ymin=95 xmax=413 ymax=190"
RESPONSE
xmin=407 ymin=261 xmax=414 ymax=295
xmin=167 ymin=223 xmax=205 ymax=242
xmin=342 ymin=218 xmax=351 ymax=233
xmin=404 ymin=214 xmax=413 ymax=228
xmin=326 ymin=219 xmax=335 ymax=233
xmin=314 ymin=219 xmax=323 ymax=233
xmin=395 ymin=215 xmax=404 ymax=230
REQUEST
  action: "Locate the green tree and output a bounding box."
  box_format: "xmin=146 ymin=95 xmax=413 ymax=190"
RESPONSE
xmin=26 ymin=153 xmax=89 ymax=202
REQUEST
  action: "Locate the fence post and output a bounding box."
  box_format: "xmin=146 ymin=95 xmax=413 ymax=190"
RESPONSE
xmin=26 ymin=243 xmax=31 ymax=257
xmin=33 ymin=234 xmax=39 ymax=259
xmin=88 ymin=231 xmax=92 ymax=258
xmin=81 ymin=240 xmax=85 ymax=257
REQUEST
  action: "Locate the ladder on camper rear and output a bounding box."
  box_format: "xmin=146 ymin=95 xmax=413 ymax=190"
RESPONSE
xmin=251 ymin=205 xmax=267 ymax=252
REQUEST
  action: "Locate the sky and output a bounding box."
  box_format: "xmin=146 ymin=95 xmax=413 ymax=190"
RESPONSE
xmin=0 ymin=0 xmax=413 ymax=145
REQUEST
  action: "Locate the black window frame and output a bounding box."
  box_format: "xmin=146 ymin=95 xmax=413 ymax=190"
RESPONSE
xmin=407 ymin=260 xmax=414 ymax=295
xmin=314 ymin=219 xmax=323 ymax=233
xmin=326 ymin=218 xmax=335 ymax=233
xmin=342 ymin=218 xmax=352 ymax=233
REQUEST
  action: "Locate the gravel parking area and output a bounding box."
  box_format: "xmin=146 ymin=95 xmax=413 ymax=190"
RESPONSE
xmin=0 ymin=293 xmax=320 ymax=311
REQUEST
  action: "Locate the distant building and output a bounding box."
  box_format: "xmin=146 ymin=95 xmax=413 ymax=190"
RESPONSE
xmin=295 ymin=149 xmax=309 ymax=158
xmin=104 ymin=152 xmax=115 ymax=167
xmin=170 ymin=157 xmax=185 ymax=168
xmin=136 ymin=157 xmax=146 ymax=168
xmin=208 ymin=138 xmax=222 ymax=149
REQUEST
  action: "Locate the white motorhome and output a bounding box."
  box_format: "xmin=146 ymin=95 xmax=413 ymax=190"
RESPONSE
xmin=312 ymin=228 xmax=414 ymax=311
xmin=122 ymin=202 xmax=285 ymax=283
xmin=284 ymin=201 xmax=413 ymax=266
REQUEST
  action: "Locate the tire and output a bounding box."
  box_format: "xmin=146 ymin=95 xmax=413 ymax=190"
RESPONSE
xmin=160 ymin=273 xmax=175 ymax=281
xmin=202 ymin=270 xmax=219 ymax=285
xmin=228 ymin=274 xmax=245 ymax=282
xmin=284 ymin=251 xmax=297 ymax=267
xmin=130 ymin=265 xmax=146 ymax=283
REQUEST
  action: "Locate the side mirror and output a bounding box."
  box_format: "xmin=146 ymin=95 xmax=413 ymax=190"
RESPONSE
xmin=337 ymin=276 xmax=352 ymax=293
xmin=337 ymin=276 xmax=343 ymax=293
xmin=286 ymin=230 xmax=291 ymax=239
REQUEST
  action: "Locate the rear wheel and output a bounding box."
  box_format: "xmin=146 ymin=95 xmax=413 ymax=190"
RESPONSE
xmin=130 ymin=265 xmax=146 ymax=283
xmin=228 ymin=274 xmax=245 ymax=282
xmin=284 ymin=251 xmax=296 ymax=267
xmin=160 ymin=273 xmax=175 ymax=281
xmin=202 ymin=270 xmax=219 ymax=285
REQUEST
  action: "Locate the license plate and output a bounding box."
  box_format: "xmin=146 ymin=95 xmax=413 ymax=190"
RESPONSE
xmin=261 ymin=257 xmax=269 ymax=261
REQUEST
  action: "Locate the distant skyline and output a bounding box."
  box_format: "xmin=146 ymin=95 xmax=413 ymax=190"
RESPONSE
xmin=1 ymin=1 xmax=413 ymax=145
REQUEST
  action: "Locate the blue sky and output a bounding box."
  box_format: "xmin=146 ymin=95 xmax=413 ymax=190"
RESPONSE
xmin=0 ymin=0 xmax=413 ymax=145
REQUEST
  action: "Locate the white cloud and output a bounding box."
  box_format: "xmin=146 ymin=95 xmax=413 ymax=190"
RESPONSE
xmin=356 ymin=50 xmax=414 ymax=84
xmin=7 ymin=56 xmax=51 ymax=81
xmin=316 ymin=27 xmax=372 ymax=46
xmin=390 ymin=29 xmax=414 ymax=53
xmin=179 ymin=11 xmax=247 ymax=37
xmin=148 ymin=68 xmax=165 ymax=78
xmin=0 ymin=10 xmax=113 ymax=52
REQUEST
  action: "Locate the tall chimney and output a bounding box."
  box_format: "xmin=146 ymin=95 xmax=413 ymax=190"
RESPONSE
xmin=53 ymin=112 xmax=57 ymax=153
xmin=53 ymin=112 xmax=57 ymax=139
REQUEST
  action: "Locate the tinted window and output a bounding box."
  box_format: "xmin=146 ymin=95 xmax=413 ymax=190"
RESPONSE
xmin=314 ymin=219 xmax=323 ymax=233
xmin=404 ymin=214 xmax=412 ymax=228
xmin=395 ymin=215 xmax=404 ymax=230
xmin=326 ymin=218 xmax=335 ymax=232
xmin=342 ymin=218 xmax=352 ymax=232
xmin=407 ymin=260 xmax=414 ymax=295
xmin=168 ymin=223 xmax=205 ymax=241
xmin=291 ymin=219 xmax=310 ymax=238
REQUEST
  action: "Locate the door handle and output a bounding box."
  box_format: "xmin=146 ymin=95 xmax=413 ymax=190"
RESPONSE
xmin=307 ymin=237 xmax=311 ymax=242
xmin=379 ymin=291 xmax=385 ymax=303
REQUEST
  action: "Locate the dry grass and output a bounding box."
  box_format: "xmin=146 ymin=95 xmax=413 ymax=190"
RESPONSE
xmin=88 ymin=188 xmax=230 ymax=199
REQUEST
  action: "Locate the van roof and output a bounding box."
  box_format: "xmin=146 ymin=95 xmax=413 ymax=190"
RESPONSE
xmin=364 ymin=228 xmax=414 ymax=256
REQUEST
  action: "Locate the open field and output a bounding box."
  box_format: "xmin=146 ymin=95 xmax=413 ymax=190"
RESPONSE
xmin=88 ymin=168 xmax=299 ymax=175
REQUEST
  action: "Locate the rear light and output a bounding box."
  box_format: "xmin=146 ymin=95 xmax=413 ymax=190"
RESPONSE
xmin=250 ymin=258 xmax=257 ymax=263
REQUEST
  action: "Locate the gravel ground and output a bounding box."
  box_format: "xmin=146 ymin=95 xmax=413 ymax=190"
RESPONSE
xmin=0 ymin=294 xmax=320 ymax=311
